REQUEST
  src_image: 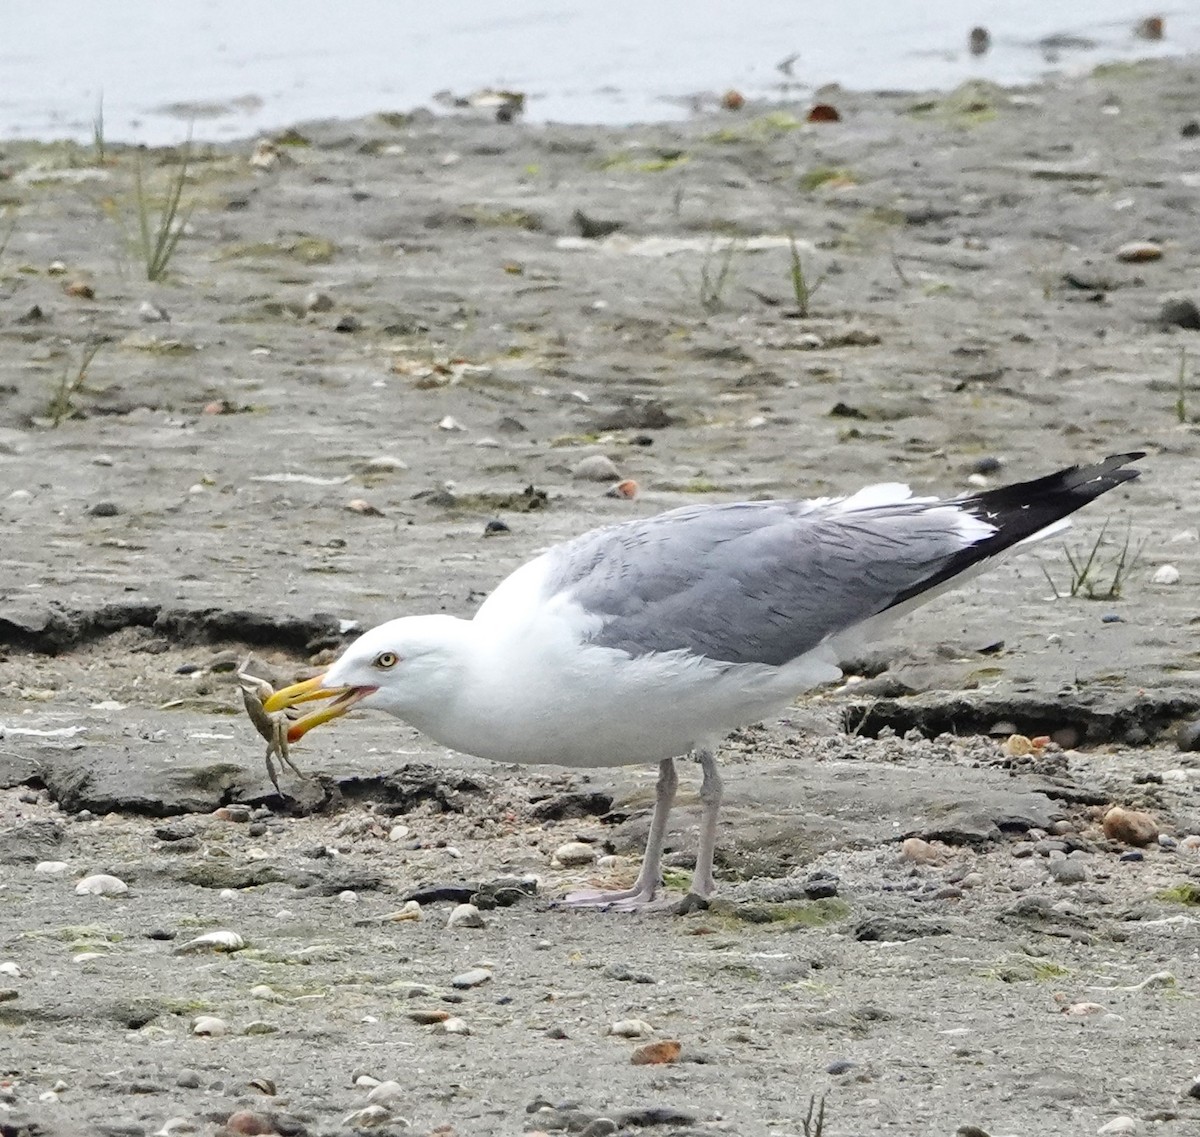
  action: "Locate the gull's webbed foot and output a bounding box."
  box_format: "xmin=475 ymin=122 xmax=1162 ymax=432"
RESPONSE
xmin=559 ymin=883 xmax=662 ymax=912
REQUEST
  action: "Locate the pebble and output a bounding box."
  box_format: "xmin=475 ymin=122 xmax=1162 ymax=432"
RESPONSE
xmin=365 ymin=1080 xmax=405 ymax=1106
xmin=214 ymin=804 xmax=252 ymax=823
xmin=138 ymin=300 xmax=170 ymax=322
xmin=1151 ymin=564 xmax=1180 ymax=585
xmin=580 ymin=1121 xmax=618 ymax=1137
xmin=901 ymin=837 xmax=943 ymax=864
xmin=192 ymin=1015 xmax=228 ymax=1036
xmin=0 ymin=962 xmax=22 ymax=978
xmin=75 ymin=873 xmax=129 ymax=896
xmin=1096 ymin=1117 xmax=1137 ymax=1134
xmin=338 ymin=890 xmax=358 ymax=904
xmin=1102 ymin=805 xmax=1158 ymax=846
xmin=305 ymin=290 xmax=335 ymax=313
xmin=1116 ymin=240 xmax=1162 ymax=262
xmin=630 ymin=1040 xmax=681 ymax=1065
xmin=1119 ymin=850 xmax=1144 ymax=863
xmin=365 ymin=455 xmax=408 ymax=473
xmin=1047 ymin=853 xmax=1088 ymax=884
xmin=826 ymin=1059 xmax=855 ymax=1074
xmin=553 ymin=841 xmax=597 ymax=867
xmin=175 ymin=1070 xmax=202 ymax=1089
xmin=223 ymin=1111 xmax=276 ymax=1135
xmin=1181 ymin=835 xmax=1200 ymax=852
xmin=451 ymin=967 xmax=492 ymax=989
xmin=388 ymin=824 xmax=410 ymax=841
xmin=447 ymin=903 xmax=485 ymax=929
xmin=1176 ymin=720 xmax=1200 ymax=752
xmin=438 ymin=415 xmax=466 ymax=431
xmin=609 ymin=1018 xmax=654 ymax=1038
xmin=1063 ymin=1001 xmax=1107 ymax=1016
xmin=35 ymin=860 xmax=69 ymax=874
xmin=571 ymin=454 xmax=621 ymax=482
xmin=342 ymin=1105 xmax=400 ymax=1129
xmin=439 ymin=1016 xmax=471 ymax=1035
xmin=89 ymin=501 xmax=120 ymax=517
xmin=1158 ymin=833 xmax=1177 ymax=850
xmin=173 ymin=930 xmax=245 ymax=954
xmin=1160 ymin=297 xmax=1200 ymax=330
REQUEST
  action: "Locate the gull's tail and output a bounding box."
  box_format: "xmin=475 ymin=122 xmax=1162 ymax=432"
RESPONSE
xmin=887 ymin=452 xmax=1145 ymax=609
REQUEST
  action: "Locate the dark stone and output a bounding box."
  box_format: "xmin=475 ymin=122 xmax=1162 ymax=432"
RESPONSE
xmin=615 ymin=1106 xmax=699 ymax=1127
xmin=154 ymin=823 xmax=196 ymax=842
xmin=827 ymin=1059 xmax=855 ymax=1074
xmin=530 ymin=790 xmax=615 ymax=822
xmin=1177 ymin=719 xmax=1200 ymax=752
xmin=1160 ymin=298 xmax=1200 ymax=331
xmin=601 ymin=963 xmax=656 ymax=984
xmin=0 ymin=820 xmax=64 ymax=864
xmin=89 ymin=501 xmax=120 ymax=517
xmin=589 ymin=399 xmax=674 ymax=431
xmin=853 ymin=916 xmax=951 ymax=942
xmin=804 ymin=876 xmax=840 ymax=899
xmin=1119 ymin=850 xmax=1144 ymax=863
xmin=1183 ymin=121 xmax=1200 ymax=138
xmin=483 ymin=518 xmax=511 ymax=536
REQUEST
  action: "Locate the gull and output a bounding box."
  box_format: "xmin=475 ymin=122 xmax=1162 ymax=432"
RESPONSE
xmin=262 ymin=453 xmax=1142 ymax=910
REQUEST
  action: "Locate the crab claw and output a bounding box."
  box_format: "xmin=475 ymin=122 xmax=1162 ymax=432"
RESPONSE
xmin=263 ymin=675 xmax=375 ymax=743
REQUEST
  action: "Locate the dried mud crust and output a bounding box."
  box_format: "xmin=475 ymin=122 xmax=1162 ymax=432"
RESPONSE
xmin=1 ymin=57 xmax=1200 ymax=1137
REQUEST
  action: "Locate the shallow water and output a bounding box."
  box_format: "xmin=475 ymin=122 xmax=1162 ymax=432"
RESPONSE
xmin=3 ymin=0 xmax=1195 ymax=143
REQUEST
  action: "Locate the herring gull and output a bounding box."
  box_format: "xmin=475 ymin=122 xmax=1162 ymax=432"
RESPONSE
xmin=262 ymin=453 xmax=1142 ymax=909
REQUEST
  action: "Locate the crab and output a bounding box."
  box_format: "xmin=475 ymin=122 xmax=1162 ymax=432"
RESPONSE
xmin=237 ymin=669 xmax=309 ymax=793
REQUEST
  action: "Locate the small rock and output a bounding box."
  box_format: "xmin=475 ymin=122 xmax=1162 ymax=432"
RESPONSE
xmin=224 ymin=1109 xmax=277 ymax=1135
xmin=364 ymin=455 xmax=408 ymax=472
xmin=174 ymin=930 xmax=245 ymax=954
xmin=553 ymin=841 xmax=597 ymax=867
xmin=1119 ymin=850 xmax=1144 ymax=863
xmin=305 ymin=291 xmax=335 ymax=313
xmin=75 ymin=873 xmax=129 ymax=896
xmin=1116 ymin=241 xmax=1162 ymax=263
xmin=1103 ymin=805 xmax=1158 ymax=846
xmin=450 ymin=967 xmax=492 ymax=989
xmin=483 ymin=519 xmax=511 ymax=537
xmin=1063 ymin=1001 xmax=1107 ymax=1017
xmin=176 ymin=1070 xmax=202 ymax=1089
xmin=1152 ymin=564 xmax=1181 ymax=585
xmin=1047 ymin=853 xmax=1088 ymax=884
xmin=609 ymin=1018 xmax=654 ymax=1038
xmin=365 ymin=1080 xmax=405 ymax=1106
xmin=89 ymin=501 xmax=120 ymax=517
xmin=1159 ymin=298 xmax=1200 ymax=330
xmin=35 ymin=860 xmax=69 ymax=874
xmin=138 ymin=300 xmax=170 ymax=322
xmin=213 ymin=805 xmax=252 ymax=823
xmin=630 ymin=1040 xmax=681 ymax=1065
xmin=1176 ymin=721 xmax=1200 ymax=752
xmin=1158 ymin=833 xmax=1178 ymax=850
xmin=438 ymin=415 xmax=466 ymax=431
xmin=827 ymin=1059 xmax=855 ymax=1075
xmin=605 ymin=479 xmax=638 ymax=500
xmin=345 ymin=498 xmax=384 ymax=517
xmin=571 ymin=454 xmax=621 ymax=482
xmin=381 ymin=901 xmax=422 ymax=922
xmin=1096 ymin=1117 xmax=1137 ymax=1134
xmin=901 ymin=837 xmax=942 ymax=864
xmin=1180 ymin=835 xmax=1200 ymax=852
xmin=967 ymin=27 xmax=990 ymax=55
xmin=1187 ymin=1077 xmax=1200 ymax=1100
xmin=342 ymin=1105 xmax=398 ymax=1129
xmin=334 ymin=315 xmax=361 ymax=333
xmin=439 ymin=1016 xmax=470 ymax=1034
xmin=447 ymin=903 xmax=485 ymax=929
xmin=192 ymin=1015 xmax=228 ymax=1037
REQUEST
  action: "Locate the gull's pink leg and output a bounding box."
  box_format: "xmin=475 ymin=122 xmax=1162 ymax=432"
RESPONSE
xmin=561 ymin=757 xmax=678 ymax=910
xmin=687 ymin=747 xmax=723 ymax=901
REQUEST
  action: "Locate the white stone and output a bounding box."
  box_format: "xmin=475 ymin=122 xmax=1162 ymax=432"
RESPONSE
xmin=571 ymin=454 xmax=621 ymax=482
xmin=366 ymin=1080 xmax=405 ymax=1105
xmin=388 ymin=824 xmax=410 ymax=841
xmin=35 ymin=861 xmax=69 ymax=874
xmin=75 ymin=873 xmax=128 ymax=896
xmin=173 ymin=930 xmax=244 ymax=954
xmin=1097 ymin=1117 xmax=1137 ymax=1134
xmin=364 ymin=455 xmax=408 ymax=472
xmin=438 ymin=415 xmax=466 ymax=431
xmin=447 ymin=903 xmax=485 ymax=929
xmin=451 ymin=967 xmax=492 ymax=989
xmin=553 ymin=841 xmax=597 ymax=867
xmin=609 ymin=1018 xmax=655 ymax=1038
xmin=439 ymin=1016 xmax=470 ymax=1034
xmin=192 ymin=1015 xmax=228 ymax=1037
xmin=338 ymin=890 xmax=358 ymax=904
xmin=0 ymin=962 xmax=23 ymax=978
xmin=1152 ymin=564 xmax=1180 ymax=585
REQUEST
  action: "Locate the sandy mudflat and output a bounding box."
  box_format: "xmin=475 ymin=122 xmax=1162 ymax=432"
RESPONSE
xmin=2 ymin=58 xmax=1200 ymax=1137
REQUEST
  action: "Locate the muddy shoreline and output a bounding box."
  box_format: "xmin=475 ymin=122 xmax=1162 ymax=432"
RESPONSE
xmin=2 ymin=58 xmax=1200 ymax=1137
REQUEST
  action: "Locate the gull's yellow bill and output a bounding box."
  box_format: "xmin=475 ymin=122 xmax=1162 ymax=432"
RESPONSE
xmin=264 ymin=675 xmax=375 ymax=743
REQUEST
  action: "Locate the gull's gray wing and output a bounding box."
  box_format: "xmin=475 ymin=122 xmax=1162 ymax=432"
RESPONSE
xmin=542 ymin=454 xmax=1141 ymax=667
xmin=542 ymin=499 xmax=971 ymax=665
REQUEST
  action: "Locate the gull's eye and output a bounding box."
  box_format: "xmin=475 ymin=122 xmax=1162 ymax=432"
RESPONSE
xmin=373 ymin=651 xmax=399 ymax=669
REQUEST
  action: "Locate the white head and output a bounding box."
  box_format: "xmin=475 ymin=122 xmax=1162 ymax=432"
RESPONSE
xmin=265 ymin=614 xmax=471 ymax=741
